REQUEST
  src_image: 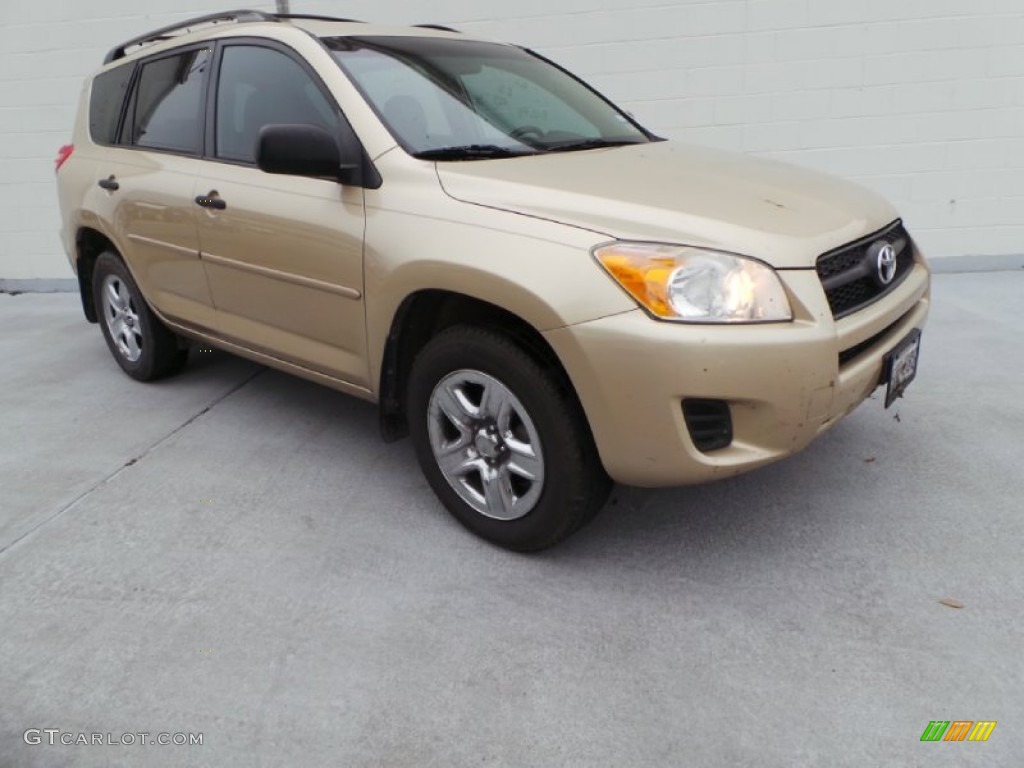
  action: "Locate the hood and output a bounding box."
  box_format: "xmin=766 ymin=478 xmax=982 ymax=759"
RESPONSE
xmin=436 ymin=141 xmax=899 ymax=269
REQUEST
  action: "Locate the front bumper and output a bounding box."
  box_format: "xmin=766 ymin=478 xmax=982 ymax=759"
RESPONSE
xmin=544 ymin=258 xmax=930 ymax=487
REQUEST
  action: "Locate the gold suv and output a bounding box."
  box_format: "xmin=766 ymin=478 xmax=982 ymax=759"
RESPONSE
xmin=55 ymin=11 xmax=930 ymax=550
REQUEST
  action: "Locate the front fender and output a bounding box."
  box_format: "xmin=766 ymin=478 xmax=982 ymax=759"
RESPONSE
xmin=363 ymin=209 xmax=636 ymax=395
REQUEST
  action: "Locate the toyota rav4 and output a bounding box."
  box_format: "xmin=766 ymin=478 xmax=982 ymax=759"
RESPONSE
xmin=55 ymin=10 xmax=930 ymax=550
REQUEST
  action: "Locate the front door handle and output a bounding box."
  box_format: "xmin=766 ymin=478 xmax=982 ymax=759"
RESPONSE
xmin=195 ymin=191 xmax=227 ymax=210
xmin=97 ymin=176 xmax=119 ymax=191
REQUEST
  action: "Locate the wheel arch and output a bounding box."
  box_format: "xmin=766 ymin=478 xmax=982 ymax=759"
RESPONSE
xmin=377 ymin=289 xmax=585 ymax=443
xmin=74 ymin=226 xmax=121 ymax=323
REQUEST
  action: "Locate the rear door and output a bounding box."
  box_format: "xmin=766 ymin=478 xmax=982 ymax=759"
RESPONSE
xmin=92 ymin=46 xmax=215 ymax=331
xmin=194 ymin=41 xmax=368 ymax=387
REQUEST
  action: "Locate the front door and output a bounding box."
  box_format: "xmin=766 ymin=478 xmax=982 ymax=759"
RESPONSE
xmin=195 ymin=42 xmax=368 ymax=387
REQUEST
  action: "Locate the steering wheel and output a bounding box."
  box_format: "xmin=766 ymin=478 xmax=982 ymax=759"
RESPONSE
xmin=509 ymin=125 xmax=545 ymax=142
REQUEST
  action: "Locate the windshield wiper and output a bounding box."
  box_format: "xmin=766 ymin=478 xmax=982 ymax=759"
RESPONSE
xmin=414 ymin=144 xmax=540 ymax=161
xmin=542 ymin=138 xmax=647 ymax=153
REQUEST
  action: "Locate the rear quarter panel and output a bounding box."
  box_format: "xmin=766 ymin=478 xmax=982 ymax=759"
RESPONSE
xmin=56 ymin=80 xmax=103 ymax=270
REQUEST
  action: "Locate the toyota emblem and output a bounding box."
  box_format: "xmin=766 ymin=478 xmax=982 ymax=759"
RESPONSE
xmin=871 ymin=242 xmax=898 ymax=287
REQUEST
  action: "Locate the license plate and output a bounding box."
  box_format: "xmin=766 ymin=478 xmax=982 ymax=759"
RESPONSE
xmin=884 ymin=329 xmax=922 ymax=408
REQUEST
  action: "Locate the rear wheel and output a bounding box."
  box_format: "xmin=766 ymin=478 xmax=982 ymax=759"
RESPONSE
xmin=92 ymin=251 xmax=188 ymax=381
xmin=408 ymin=325 xmax=610 ymax=551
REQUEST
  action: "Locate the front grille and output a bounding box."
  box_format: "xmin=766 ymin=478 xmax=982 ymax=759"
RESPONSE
xmin=816 ymin=221 xmax=914 ymax=319
xmin=682 ymin=399 xmax=733 ymax=453
xmin=838 ymin=308 xmax=916 ymax=368
xmin=838 ymin=327 xmax=890 ymax=367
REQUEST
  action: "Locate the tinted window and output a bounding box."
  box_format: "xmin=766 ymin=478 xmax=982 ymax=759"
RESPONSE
xmin=130 ymin=48 xmax=211 ymax=154
xmin=89 ymin=64 xmax=134 ymax=145
xmin=215 ymin=46 xmax=340 ymax=163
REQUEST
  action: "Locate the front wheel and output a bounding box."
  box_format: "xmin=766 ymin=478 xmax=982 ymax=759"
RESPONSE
xmin=407 ymin=326 xmax=610 ymax=551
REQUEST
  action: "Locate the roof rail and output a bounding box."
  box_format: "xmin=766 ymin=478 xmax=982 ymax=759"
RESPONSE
xmin=103 ymin=11 xmax=443 ymax=65
xmin=275 ymin=14 xmax=365 ymax=24
xmin=415 ymin=24 xmax=461 ymax=33
xmin=103 ymin=9 xmax=274 ymax=63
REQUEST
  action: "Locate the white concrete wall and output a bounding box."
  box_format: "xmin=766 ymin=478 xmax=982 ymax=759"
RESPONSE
xmin=2 ymin=0 xmax=1022 ymax=279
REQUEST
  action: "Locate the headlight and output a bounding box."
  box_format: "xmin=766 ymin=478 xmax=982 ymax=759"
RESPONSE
xmin=593 ymin=242 xmax=792 ymax=323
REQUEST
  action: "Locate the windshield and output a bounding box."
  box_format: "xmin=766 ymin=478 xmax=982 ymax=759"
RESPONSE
xmin=325 ymin=36 xmax=654 ymax=159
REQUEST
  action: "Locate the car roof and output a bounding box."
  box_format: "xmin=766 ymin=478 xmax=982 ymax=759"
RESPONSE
xmin=101 ymin=10 xmax=470 ymax=69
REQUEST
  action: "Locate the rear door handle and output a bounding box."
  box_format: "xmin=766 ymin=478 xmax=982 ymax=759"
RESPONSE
xmin=97 ymin=176 xmax=119 ymax=191
xmin=195 ymin=192 xmax=226 ymax=210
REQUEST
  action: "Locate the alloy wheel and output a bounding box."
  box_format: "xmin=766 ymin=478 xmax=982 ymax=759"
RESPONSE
xmin=427 ymin=369 xmax=545 ymax=521
xmin=101 ymin=274 xmax=143 ymax=362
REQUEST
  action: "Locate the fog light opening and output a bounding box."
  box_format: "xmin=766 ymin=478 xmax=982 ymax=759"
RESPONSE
xmin=682 ymin=399 xmax=733 ymax=453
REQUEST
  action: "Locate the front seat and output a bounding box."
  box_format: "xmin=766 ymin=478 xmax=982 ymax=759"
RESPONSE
xmin=382 ymin=95 xmax=430 ymax=149
xmin=236 ymin=80 xmax=334 ymax=162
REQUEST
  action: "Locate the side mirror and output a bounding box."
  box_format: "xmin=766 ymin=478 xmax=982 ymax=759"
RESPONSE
xmin=256 ymin=124 xmax=356 ymax=180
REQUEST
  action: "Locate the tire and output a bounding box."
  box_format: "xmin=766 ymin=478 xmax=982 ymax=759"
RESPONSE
xmin=407 ymin=325 xmax=611 ymax=551
xmin=92 ymin=251 xmax=188 ymax=381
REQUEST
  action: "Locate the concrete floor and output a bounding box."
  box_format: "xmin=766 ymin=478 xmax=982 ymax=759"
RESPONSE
xmin=1 ymin=273 xmax=1021 ymax=767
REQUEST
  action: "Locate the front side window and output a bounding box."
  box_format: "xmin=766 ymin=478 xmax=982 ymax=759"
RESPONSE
xmin=326 ymin=36 xmax=652 ymax=159
xmin=130 ymin=48 xmax=211 ymax=154
xmin=215 ymin=45 xmax=341 ymax=164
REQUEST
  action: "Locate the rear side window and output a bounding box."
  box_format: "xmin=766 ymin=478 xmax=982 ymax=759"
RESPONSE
xmin=128 ymin=48 xmax=211 ymax=154
xmin=89 ymin=64 xmax=133 ymax=145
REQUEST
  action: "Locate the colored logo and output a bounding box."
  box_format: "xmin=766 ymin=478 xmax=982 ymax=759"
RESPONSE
xmin=920 ymin=721 xmax=997 ymax=742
